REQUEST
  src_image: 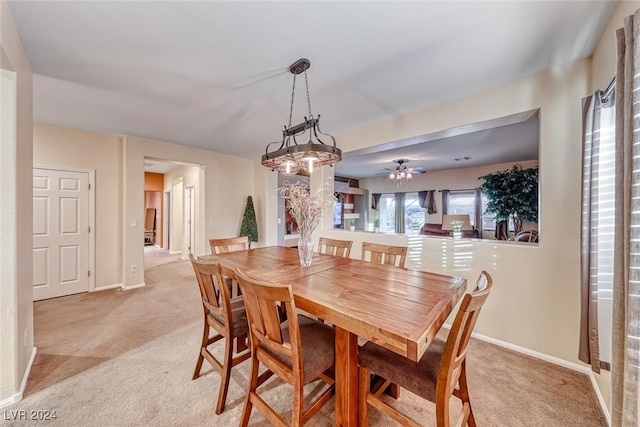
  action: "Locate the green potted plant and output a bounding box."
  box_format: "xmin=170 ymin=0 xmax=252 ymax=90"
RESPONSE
xmin=373 ymin=218 xmax=380 ymax=233
xmin=479 ymin=164 xmax=538 ymax=240
xmin=240 ymin=196 xmax=259 ymax=247
xmin=347 ymin=218 xmax=355 ymax=231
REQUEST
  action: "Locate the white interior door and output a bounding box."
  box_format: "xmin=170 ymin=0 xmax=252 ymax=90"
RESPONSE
xmin=170 ymin=178 xmax=183 ymax=254
xmin=186 ymin=186 xmax=195 ymax=255
xmin=33 ymin=168 xmax=89 ymax=301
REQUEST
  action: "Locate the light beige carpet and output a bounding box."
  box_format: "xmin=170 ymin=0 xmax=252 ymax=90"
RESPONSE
xmin=4 ymin=253 xmax=606 ymax=426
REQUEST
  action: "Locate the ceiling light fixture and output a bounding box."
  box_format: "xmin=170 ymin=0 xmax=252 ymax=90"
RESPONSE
xmin=389 ymin=159 xmax=413 ymax=183
xmin=261 ymin=58 xmax=342 ymax=175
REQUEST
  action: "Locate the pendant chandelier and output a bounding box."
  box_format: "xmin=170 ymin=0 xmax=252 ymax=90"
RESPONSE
xmin=389 ymin=159 xmax=413 ymax=182
xmin=261 ymin=58 xmax=341 ymax=175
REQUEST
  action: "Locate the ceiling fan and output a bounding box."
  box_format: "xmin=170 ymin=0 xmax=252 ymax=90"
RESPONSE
xmin=384 ymin=159 xmax=425 ymax=182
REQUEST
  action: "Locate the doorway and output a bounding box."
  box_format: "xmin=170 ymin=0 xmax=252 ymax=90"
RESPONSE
xmin=142 ymin=159 xmax=202 ymax=272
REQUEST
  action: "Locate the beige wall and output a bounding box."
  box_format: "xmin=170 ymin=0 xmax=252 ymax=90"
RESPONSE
xmin=122 ymin=135 xmax=260 ymax=286
xmin=0 ymin=0 xmax=33 ymax=404
xmin=30 ymin=126 xmax=265 ymax=288
xmin=33 ymin=123 xmax=123 ymax=288
xmin=591 ymin=1 xmax=640 ymax=92
xmin=320 ymin=59 xmax=591 ymax=368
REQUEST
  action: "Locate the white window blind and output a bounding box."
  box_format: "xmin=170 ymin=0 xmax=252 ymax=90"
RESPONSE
xmin=594 ymin=102 xmax=616 ymax=364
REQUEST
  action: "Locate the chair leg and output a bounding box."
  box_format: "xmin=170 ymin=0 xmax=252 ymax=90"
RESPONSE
xmin=192 ymin=316 xmax=208 ymax=380
xmin=291 ymin=378 xmax=304 ymax=426
xmin=388 ymin=383 xmax=401 ymax=399
xmin=458 ymin=362 xmax=476 ymax=427
xmin=436 ymin=386 xmax=452 ymax=427
xmin=359 ymin=367 xmax=370 ymax=427
xmin=240 ymin=353 xmax=260 ymax=427
xmin=215 ymin=333 xmax=234 ymax=415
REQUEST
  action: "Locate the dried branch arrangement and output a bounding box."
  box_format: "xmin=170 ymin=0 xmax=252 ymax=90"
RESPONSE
xmin=279 ymin=181 xmax=335 ymax=236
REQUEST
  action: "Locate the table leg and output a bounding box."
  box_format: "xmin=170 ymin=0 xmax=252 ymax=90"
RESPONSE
xmin=335 ymin=327 xmax=358 ymax=427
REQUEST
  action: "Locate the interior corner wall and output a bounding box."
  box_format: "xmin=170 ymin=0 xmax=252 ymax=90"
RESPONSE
xmin=253 ymin=162 xmax=279 ymax=248
xmin=0 ymin=0 xmax=33 ymax=404
xmin=591 ymin=0 xmax=640 ymax=92
xmin=33 ymin=123 xmax=123 ymax=288
xmin=122 ymin=135 xmax=256 ymax=286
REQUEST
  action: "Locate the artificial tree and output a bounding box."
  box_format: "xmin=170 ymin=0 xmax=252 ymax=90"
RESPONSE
xmin=479 ymin=164 xmax=538 ymax=239
xmin=240 ymin=196 xmax=258 ymax=246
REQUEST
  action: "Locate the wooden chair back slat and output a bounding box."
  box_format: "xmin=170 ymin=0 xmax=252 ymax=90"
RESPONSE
xmin=361 ymin=242 xmax=408 ymax=268
xmin=190 ymin=255 xmax=230 ymax=318
xmin=235 ymin=269 xmax=303 ymax=370
xmin=438 ymin=271 xmax=493 ymax=397
xmin=318 ymin=237 xmax=353 ymax=258
xmin=210 ymin=236 xmax=250 ymax=254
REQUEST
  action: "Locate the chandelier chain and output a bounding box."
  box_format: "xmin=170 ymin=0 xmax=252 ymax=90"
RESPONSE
xmin=261 ymin=58 xmax=341 ymax=174
xmin=304 ymin=70 xmax=312 ymax=117
xmin=288 ymin=74 xmax=297 ymax=127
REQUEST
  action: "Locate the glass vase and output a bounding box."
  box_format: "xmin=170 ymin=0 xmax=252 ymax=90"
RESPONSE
xmin=298 ymin=232 xmax=314 ymax=267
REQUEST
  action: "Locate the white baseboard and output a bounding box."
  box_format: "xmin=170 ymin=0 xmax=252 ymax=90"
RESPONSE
xmin=586 ymin=369 xmax=611 ymax=426
xmin=443 ymin=324 xmax=611 ymax=425
xmin=92 ymin=283 xmax=123 ymax=292
xmin=121 ymin=282 xmax=145 ymax=291
xmin=0 ymin=346 xmax=36 ymax=409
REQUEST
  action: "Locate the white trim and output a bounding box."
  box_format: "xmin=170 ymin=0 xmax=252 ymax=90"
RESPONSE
xmin=587 ymin=370 xmax=611 ymax=426
xmin=169 ymin=250 xmax=182 ymax=255
xmin=32 ymin=165 xmax=96 ymax=293
xmin=121 ymin=282 xmax=145 ymax=291
xmin=0 ymin=347 xmax=36 ymax=409
xmin=443 ymin=324 xmax=611 ymax=425
xmin=92 ymin=283 xmax=123 ymax=292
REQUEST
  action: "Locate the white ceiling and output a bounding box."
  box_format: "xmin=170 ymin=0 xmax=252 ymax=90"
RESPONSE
xmin=143 ymin=159 xmax=179 ymax=174
xmin=9 ymin=1 xmax=615 ymax=165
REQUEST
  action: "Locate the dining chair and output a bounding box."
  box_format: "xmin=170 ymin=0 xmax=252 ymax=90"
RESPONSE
xmin=358 ymin=271 xmax=494 ymax=427
xmin=209 ymin=235 xmax=250 ymax=254
xmin=513 ymin=230 xmax=539 ymax=243
xmin=234 ymin=268 xmax=336 ymax=427
xmin=361 ymin=242 xmax=408 ymax=268
xmin=318 ymin=237 xmax=353 ymax=258
xmin=189 ymin=255 xmax=251 ymax=415
xmin=209 ymin=236 xmax=250 ymax=297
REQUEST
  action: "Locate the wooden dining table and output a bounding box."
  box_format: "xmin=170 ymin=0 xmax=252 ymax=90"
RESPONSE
xmin=204 ymin=246 xmax=467 ymax=427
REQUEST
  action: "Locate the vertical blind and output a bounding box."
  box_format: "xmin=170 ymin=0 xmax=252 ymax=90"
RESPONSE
xmin=581 ymin=91 xmax=615 ymax=370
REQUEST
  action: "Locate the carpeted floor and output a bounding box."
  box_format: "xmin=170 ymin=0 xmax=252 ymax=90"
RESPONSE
xmin=3 ymin=251 xmax=606 ymax=426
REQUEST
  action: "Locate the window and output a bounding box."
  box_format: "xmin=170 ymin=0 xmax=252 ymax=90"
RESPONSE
xmin=447 ymin=190 xmax=516 ymax=232
xmin=580 ymin=90 xmax=615 ymax=369
xmin=377 ymin=192 xmax=426 ymax=233
xmin=594 ymin=103 xmax=615 ymax=364
xmin=405 ymin=193 xmax=426 ymax=231
xmin=480 ymin=196 xmax=514 ymax=232
xmin=447 ymin=191 xmax=476 ymax=226
xmin=378 ymin=194 xmax=395 ymax=233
